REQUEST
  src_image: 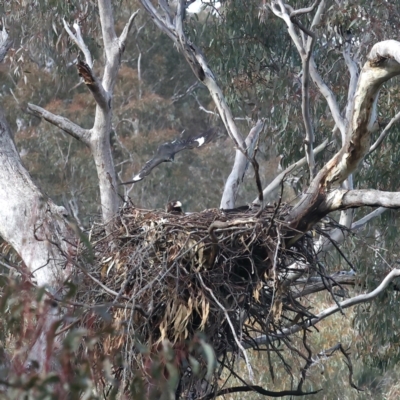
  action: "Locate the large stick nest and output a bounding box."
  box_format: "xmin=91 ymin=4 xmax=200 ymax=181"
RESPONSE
xmin=78 ymin=203 xmax=317 ymax=390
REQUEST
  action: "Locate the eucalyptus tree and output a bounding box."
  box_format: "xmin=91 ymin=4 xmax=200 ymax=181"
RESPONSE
xmin=0 ymin=0 xmax=139 ymax=369
xmin=2 ymin=0 xmax=400 ymax=397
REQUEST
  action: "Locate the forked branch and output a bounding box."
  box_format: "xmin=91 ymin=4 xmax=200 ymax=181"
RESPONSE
xmin=289 ymin=40 xmax=400 ymax=228
xmin=272 ymin=0 xmax=345 ymax=137
xmin=76 ymin=60 xmax=109 ymax=109
xmin=140 ymin=0 xmax=264 ymax=209
xmin=63 ymin=18 xmax=93 ymax=67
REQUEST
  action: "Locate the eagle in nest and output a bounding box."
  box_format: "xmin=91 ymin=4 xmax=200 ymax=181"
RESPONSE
xmin=166 ymin=200 xmax=183 ymax=214
xmin=120 ymin=128 xmax=217 ymax=184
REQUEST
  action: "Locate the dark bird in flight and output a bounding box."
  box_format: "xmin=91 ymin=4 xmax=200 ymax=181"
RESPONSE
xmin=166 ymin=200 xmax=183 ymax=214
xmin=120 ymin=128 xmax=217 ymax=184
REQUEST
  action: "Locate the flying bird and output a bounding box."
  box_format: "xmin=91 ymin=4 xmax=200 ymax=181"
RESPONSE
xmin=120 ymin=128 xmax=217 ymax=184
xmin=166 ymin=200 xmax=183 ymax=214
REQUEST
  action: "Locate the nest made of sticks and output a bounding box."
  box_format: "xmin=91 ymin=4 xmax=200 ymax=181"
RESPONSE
xmin=77 ymin=203 xmax=317 ymax=388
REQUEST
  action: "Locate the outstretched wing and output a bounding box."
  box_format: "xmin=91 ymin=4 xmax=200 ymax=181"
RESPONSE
xmin=177 ymin=127 xmax=217 ymax=151
xmin=120 ymin=128 xmax=217 ymax=184
xmin=125 ymin=153 xmax=168 ymax=183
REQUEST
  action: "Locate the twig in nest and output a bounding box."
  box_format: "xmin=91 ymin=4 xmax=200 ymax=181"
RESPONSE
xmin=196 ymin=272 xmax=254 ymax=383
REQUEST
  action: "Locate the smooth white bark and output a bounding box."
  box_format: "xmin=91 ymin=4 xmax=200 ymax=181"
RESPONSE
xmin=220 ymin=120 xmax=264 ymax=209
xmin=0 ymin=105 xmax=75 ymax=369
xmin=326 ymin=189 xmax=400 ymax=210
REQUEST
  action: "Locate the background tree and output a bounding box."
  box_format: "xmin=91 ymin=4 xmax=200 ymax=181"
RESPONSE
xmin=2 ymin=0 xmax=400 ymax=398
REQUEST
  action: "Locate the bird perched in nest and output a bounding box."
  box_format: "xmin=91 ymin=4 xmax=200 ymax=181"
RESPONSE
xmin=166 ymin=200 xmax=183 ymax=214
xmin=120 ymin=127 xmax=218 ymax=184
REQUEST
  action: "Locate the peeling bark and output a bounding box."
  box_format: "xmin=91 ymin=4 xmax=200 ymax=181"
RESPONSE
xmin=289 ymin=40 xmax=400 ymax=231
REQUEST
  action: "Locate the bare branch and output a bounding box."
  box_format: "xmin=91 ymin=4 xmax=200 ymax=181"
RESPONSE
xmin=249 ymin=269 xmax=400 ymax=347
xmin=76 ymin=60 xmax=109 ymax=109
xmin=220 ymin=120 xmax=264 ymax=209
xmin=317 ymin=207 xmax=387 ymax=254
xmin=27 ymin=103 xmax=90 ymax=146
xmin=176 ymin=0 xmax=185 ymax=37
xmin=351 ymin=207 xmax=387 ymax=230
xmin=62 ymin=19 xmax=111 ymax=110
xmin=272 ymin=0 xmax=344 ymax=167
xmin=253 ymin=139 xmax=330 ymax=204
xmin=62 ymin=19 xmax=93 ymax=68
xmin=99 ymin=1 xmax=138 ymax=94
xmin=368 ymin=110 xmax=400 ymax=155
xmin=296 ymin=24 xmax=316 ymax=179
xmin=119 ymin=10 xmax=140 ymax=48
xmin=307 ymin=0 xmax=346 ymax=135
xmin=140 ymin=0 xmax=245 ymax=152
xmin=309 ymin=61 xmax=346 ymax=135
xmin=343 ymin=44 xmax=359 ymax=136
xmin=339 ymin=38 xmax=358 ymax=231
xmin=326 ymin=189 xmax=400 ymax=211
xmin=140 ymin=0 xmax=176 ymax=41
xmin=289 ymin=40 xmax=400 ymax=229
xmin=194 ymin=51 xmax=245 ymax=151
xmin=289 ymin=0 xmax=319 ymax=18
xmin=271 ymin=1 xmax=305 ymax=55
xmin=171 ymin=81 xmax=199 ymax=103
xmin=159 ymin=0 xmax=174 ymax=25
xmin=203 ymin=385 xmax=320 ymax=399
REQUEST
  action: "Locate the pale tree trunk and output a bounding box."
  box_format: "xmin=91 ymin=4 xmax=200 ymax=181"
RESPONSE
xmin=27 ymin=2 xmax=139 ymax=227
xmin=0 ymin=31 xmax=74 ymax=288
xmin=0 ymin=27 xmax=75 ymax=372
xmin=220 ymin=120 xmax=264 ymax=209
xmin=0 ymin=108 xmax=75 ymax=288
xmin=0 ymin=95 xmax=75 ymax=370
